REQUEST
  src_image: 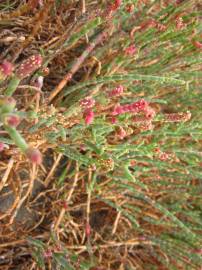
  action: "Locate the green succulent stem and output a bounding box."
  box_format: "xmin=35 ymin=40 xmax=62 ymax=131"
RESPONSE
xmin=4 ymin=125 xmax=28 ymax=152
xmin=5 ymin=76 xmax=21 ymax=96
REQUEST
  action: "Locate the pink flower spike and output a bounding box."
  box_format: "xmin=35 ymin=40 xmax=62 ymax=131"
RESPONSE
xmin=125 ymin=44 xmax=137 ymax=56
xmin=0 ymin=60 xmax=13 ymax=77
xmin=84 ymin=109 xmax=94 ymax=125
xmin=16 ymin=54 xmax=43 ymax=79
xmin=26 ymin=148 xmax=42 ymax=165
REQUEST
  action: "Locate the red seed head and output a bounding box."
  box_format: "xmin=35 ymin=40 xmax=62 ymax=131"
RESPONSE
xmin=26 ymin=148 xmax=42 ymax=164
xmin=5 ymin=114 xmax=21 ymax=127
xmin=16 ymin=55 xmax=43 ymax=79
xmin=0 ymin=60 xmax=13 ymax=77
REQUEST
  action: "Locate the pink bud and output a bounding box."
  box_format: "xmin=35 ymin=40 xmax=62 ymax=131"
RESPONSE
xmin=125 ymin=44 xmax=137 ymax=56
xmin=43 ymin=249 xmax=52 ymax=258
xmin=192 ymin=41 xmax=202 ymax=49
xmin=16 ymin=55 xmax=43 ymax=79
xmin=117 ymin=126 xmax=126 ymax=139
xmin=144 ymin=107 xmax=156 ymax=120
xmin=138 ymin=99 xmax=149 ymax=110
xmin=26 ymin=148 xmax=42 ymax=164
xmin=109 ymin=0 xmax=122 ymax=11
xmin=80 ymin=97 xmax=95 ymax=109
xmin=176 ymin=17 xmax=185 ymax=30
xmin=28 ymin=0 xmax=41 ymax=9
xmin=41 ymin=67 xmax=49 ymax=76
xmin=85 ymin=222 xmax=91 ymax=237
xmin=193 ymin=249 xmax=202 ymax=255
xmin=158 ymin=152 xmax=170 ymax=161
xmin=108 ymin=85 xmax=124 ymax=97
xmin=130 ymin=160 xmax=136 ymax=166
xmin=0 ymin=60 xmax=13 ymax=77
xmin=0 ymin=96 xmax=16 ymax=113
xmin=110 ymin=116 xmax=117 ymax=124
xmin=126 ymin=4 xmax=135 ymax=13
xmin=5 ymin=114 xmax=21 ymax=127
xmin=84 ymin=109 xmax=94 ymax=125
xmin=112 ymin=105 xmax=124 ymax=115
xmin=115 ymin=0 xmax=122 ymax=6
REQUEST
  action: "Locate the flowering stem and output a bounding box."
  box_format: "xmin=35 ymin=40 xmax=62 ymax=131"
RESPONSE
xmin=4 ymin=125 xmax=28 ymax=152
xmin=4 ymin=76 xmax=21 ymax=96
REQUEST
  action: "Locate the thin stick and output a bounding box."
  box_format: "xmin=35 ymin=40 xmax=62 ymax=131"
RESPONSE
xmin=9 ymin=164 xmax=37 ymax=225
xmin=44 ymin=153 xmax=63 ymax=187
xmin=48 ymin=28 xmax=110 ymax=103
xmin=54 ymin=162 xmax=79 ymax=230
xmin=0 ymin=158 xmax=14 ymax=192
xmin=64 ymin=239 xmax=152 ymax=250
xmin=112 ymin=211 xmax=121 ymax=235
xmin=81 ymin=0 xmax=86 ymax=14
xmin=86 ymin=168 xmax=92 ymax=228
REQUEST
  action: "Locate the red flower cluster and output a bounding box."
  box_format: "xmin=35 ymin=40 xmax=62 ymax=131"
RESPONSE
xmin=112 ymin=99 xmax=148 ymax=116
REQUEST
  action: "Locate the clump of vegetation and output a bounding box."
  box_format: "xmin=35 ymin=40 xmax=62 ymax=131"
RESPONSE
xmin=0 ymin=0 xmax=202 ymax=269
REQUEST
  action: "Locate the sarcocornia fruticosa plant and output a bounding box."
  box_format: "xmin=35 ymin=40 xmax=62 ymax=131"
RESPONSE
xmin=0 ymin=0 xmax=201 ymax=269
